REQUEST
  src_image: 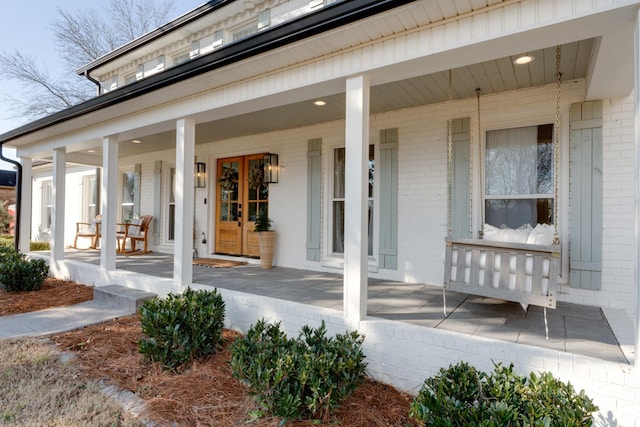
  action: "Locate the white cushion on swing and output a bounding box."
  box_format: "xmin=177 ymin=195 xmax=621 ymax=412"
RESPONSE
xmin=526 ymin=223 xmax=556 ymax=245
xmin=483 ymin=224 xmax=532 ymax=243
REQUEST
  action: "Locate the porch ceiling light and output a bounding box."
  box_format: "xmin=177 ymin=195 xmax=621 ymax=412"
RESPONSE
xmin=263 ymin=153 xmax=279 ymax=184
xmin=195 ymin=162 xmax=206 ymax=188
xmin=514 ymin=54 xmax=534 ymax=65
xmin=314 ymin=100 xmax=326 ymax=106
xmin=132 ymin=139 xmax=142 ymax=144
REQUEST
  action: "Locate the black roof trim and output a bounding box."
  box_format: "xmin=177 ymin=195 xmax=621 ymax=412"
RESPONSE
xmin=1 ymin=0 xmax=415 ymax=144
xmin=77 ymin=0 xmax=229 ymax=75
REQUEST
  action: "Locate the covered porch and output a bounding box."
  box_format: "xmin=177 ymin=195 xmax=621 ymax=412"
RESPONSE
xmin=53 ymin=249 xmax=632 ymax=366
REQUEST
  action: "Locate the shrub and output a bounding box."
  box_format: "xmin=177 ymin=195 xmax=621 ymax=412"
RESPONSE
xmin=29 ymin=241 xmax=50 ymax=251
xmin=409 ymin=361 xmax=598 ymax=426
xmin=230 ymin=319 xmax=367 ymax=423
xmin=0 ymin=247 xmax=49 ymax=293
xmin=138 ymin=287 xmax=225 ymax=370
xmin=0 ymin=235 xmax=13 ymax=249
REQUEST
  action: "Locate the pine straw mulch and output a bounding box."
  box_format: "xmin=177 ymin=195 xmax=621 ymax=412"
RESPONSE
xmin=52 ymin=314 xmax=419 ymax=427
xmin=0 ymin=278 xmax=94 ymax=316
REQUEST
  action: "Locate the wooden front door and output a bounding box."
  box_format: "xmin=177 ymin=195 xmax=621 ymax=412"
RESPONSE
xmin=215 ymin=154 xmax=269 ymax=256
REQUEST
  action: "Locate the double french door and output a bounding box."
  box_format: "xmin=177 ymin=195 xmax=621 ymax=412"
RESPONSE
xmin=215 ymin=154 xmax=269 ymax=256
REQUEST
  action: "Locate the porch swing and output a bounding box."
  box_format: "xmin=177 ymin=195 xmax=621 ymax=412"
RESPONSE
xmin=442 ymin=48 xmax=562 ymax=338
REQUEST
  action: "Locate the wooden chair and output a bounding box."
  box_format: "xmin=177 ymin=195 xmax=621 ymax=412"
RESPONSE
xmin=117 ymin=215 xmax=153 ymax=254
xmin=72 ymin=215 xmax=102 ymax=249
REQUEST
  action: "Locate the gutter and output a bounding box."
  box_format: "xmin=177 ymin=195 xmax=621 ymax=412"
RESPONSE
xmin=0 ymin=0 xmax=416 ymax=250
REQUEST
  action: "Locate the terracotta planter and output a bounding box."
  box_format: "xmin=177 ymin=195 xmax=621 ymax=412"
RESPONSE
xmin=257 ymin=231 xmax=276 ymax=269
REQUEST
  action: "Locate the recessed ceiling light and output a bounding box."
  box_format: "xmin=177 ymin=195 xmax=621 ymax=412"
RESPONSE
xmin=314 ymin=100 xmax=326 ymax=106
xmin=88 ymin=149 xmax=95 ymax=153
xmin=132 ymin=139 xmax=142 ymax=144
xmin=514 ymin=55 xmax=534 ymax=65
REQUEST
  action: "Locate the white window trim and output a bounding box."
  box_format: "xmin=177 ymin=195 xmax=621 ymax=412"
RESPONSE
xmin=477 ymin=111 xmax=570 ymax=282
xmin=322 ymin=138 xmax=379 ymax=264
xmin=163 ymin=164 xmax=176 ymax=243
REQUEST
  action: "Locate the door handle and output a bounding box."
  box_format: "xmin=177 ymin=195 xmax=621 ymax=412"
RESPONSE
xmin=238 ymin=221 xmax=241 ymax=227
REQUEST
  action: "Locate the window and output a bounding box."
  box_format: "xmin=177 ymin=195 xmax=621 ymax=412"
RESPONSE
xmin=42 ymin=180 xmax=53 ymax=230
xmin=101 ymin=76 xmax=118 ymax=93
xmin=135 ymin=56 xmax=165 ymax=80
xmin=484 ymin=124 xmax=554 ymax=228
xmin=83 ymin=174 xmax=100 ymax=221
xmin=173 ymin=51 xmax=190 ymax=66
xmin=168 ymin=168 xmax=176 ymax=241
xmin=332 ymin=145 xmax=374 ymax=255
xmin=191 ymin=31 xmax=224 ymax=58
xmin=233 ymin=24 xmax=258 ymax=41
xmin=121 ymin=171 xmax=140 ymax=221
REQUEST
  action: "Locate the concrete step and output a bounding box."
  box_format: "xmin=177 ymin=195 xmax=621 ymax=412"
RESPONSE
xmin=94 ymin=285 xmax=156 ymax=313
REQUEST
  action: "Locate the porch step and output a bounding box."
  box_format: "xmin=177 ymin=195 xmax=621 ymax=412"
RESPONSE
xmin=94 ymin=285 xmax=156 ymax=313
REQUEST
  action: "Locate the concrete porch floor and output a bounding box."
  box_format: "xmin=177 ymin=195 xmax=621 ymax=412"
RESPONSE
xmin=60 ymin=250 xmax=630 ymax=365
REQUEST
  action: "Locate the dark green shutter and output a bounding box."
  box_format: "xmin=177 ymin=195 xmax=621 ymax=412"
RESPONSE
xmin=451 ymin=118 xmax=471 ymax=238
xmin=306 ymin=139 xmax=322 ymax=261
xmin=569 ymin=101 xmax=602 ymax=290
xmin=379 ymin=128 xmax=398 ymax=270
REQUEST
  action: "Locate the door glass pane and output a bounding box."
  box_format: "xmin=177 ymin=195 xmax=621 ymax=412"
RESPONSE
xmin=218 ymin=161 xmax=239 ymax=221
xmin=247 ymin=157 xmax=268 ymax=222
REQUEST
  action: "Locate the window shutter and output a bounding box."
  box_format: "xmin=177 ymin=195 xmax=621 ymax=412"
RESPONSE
xmin=451 ymin=118 xmax=471 ymax=238
xmin=379 ymin=128 xmax=398 ymax=270
xmin=569 ymin=101 xmax=603 ymax=290
xmin=306 ymin=139 xmax=322 ymax=261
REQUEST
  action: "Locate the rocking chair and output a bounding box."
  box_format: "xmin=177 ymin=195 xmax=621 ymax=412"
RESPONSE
xmin=117 ymin=215 xmax=153 ymax=254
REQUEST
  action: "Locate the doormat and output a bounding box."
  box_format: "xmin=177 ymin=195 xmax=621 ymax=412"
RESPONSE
xmin=193 ymin=258 xmax=247 ymax=268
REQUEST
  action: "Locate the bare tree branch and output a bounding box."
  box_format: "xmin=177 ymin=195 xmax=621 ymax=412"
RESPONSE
xmin=0 ymin=0 xmax=175 ymax=121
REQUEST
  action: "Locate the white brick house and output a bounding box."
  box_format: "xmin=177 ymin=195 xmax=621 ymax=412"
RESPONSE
xmin=2 ymin=0 xmax=640 ymax=423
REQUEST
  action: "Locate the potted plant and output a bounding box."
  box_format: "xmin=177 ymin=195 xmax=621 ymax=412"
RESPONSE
xmin=254 ymin=208 xmax=275 ymax=269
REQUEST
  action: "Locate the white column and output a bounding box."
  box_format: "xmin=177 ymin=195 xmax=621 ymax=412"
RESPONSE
xmin=101 ymin=136 xmax=119 ymax=271
xmin=51 ymin=148 xmax=66 ymax=260
xmin=344 ymin=75 xmax=370 ymax=321
xmin=634 ymin=9 xmax=640 ymax=369
xmin=174 ymin=117 xmax=196 ymax=286
xmin=18 ymin=157 xmax=32 ymax=253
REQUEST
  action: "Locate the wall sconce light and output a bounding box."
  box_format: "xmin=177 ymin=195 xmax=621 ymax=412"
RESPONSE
xmin=195 ymin=162 xmax=206 ymax=188
xmin=263 ymin=153 xmax=279 ymax=184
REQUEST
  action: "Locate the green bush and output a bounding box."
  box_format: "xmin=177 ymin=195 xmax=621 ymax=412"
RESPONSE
xmin=0 ymin=247 xmax=49 ymax=293
xmin=230 ymin=319 xmax=367 ymax=423
xmin=0 ymin=235 xmax=13 ymax=249
xmin=409 ymin=361 xmax=598 ymax=426
xmin=29 ymin=241 xmax=50 ymax=251
xmin=138 ymin=287 xmax=225 ymax=370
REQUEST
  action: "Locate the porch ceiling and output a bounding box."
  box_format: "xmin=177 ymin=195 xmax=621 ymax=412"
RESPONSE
xmin=78 ymin=38 xmax=595 ymax=159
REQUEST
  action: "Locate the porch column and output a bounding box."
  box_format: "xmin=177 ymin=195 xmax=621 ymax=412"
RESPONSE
xmin=101 ymin=136 xmax=119 ymax=271
xmin=18 ymin=157 xmax=32 ymax=253
xmin=634 ymin=8 xmax=640 ymax=369
xmin=51 ymin=148 xmax=66 ymax=261
xmin=174 ymin=117 xmax=196 ymax=287
xmin=344 ymin=75 xmax=370 ymax=321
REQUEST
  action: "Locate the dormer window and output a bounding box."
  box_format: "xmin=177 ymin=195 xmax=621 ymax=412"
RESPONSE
xmin=233 ymin=9 xmax=271 ymax=42
xmin=173 ymin=51 xmax=190 ymax=66
xmin=101 ymin=76 xmax=118 ymax=94
xmin=135 ymin=56 xmax=165 ymax=80
xmin=190 ymin=30 xmax=224 ymax=59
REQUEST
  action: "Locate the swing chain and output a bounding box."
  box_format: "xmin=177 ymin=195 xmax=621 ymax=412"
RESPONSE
xmin=553 ymin=45 xmax=561 ymax=245
xmin=477 ymin=88 xmax=483 ymax=238
xmin=447 ymin=69 xmax=453 ymax=238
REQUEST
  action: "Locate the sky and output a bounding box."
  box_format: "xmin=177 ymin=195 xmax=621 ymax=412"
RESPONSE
xmin=0 ymin=0 xmax=205 ymax=169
